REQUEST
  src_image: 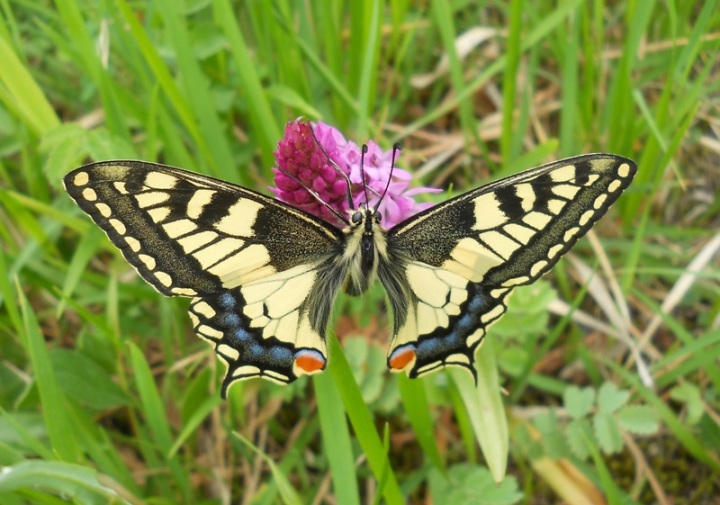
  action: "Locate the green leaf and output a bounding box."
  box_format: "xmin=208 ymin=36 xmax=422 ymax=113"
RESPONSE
xmin=429 ymin=465 xmax=522 ymax=505
xmin=314 ymin=372 xmax=361 ymax=505
xmin=398 ymin=375 xmax=445 ymax=471
xmin=50 ymin=349 xmax=131 ymax=410
xmin=493 ymin=282 xmax=553 ymax=339
xmin=40 ymin=123 xmax=88 ymax=181
xmin=86 ymin=129 xmax=137 ymax=161
xmin=326 ymin=334 xmax=405 ymax=504
xmin=450 ymin=338 xmax=508 ymax=482
xmin=593 ymin=412 xmax=623 ymax=454
xmin=616 ymin=405 xmax=660 ymax=435
xmin=344 ymin=336 xmax=385 ymax=404
xmin=563 ymin=386 xmax=596 ymax=419
xmin=533 ymin=410 xmax=569 ymax=458
xmin=565 ymin=419 xmax=592 ymax=460
xmin=0 ymin=460 xmax=120 ymax=503
xmin=596 ymin=382 xmax=630 ymax=414
xmin=0 ymin=35 xmax=60 ymax=136
xmin=497 ymin=346 xmax=529 ymax=377
xmin=20 ymin=287 xmax=79 ymax=461
xmin=670 ymin=382 xmax=704 ymax=425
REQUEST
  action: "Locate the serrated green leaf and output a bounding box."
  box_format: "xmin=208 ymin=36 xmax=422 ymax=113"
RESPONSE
xmin=563 ymin=386 xmax=595 ymax=419
xmin=597 ymin=382 xmax=630 ymax=414
xmin=533 ymin=410 xmax=569 ymax=458
xmin=429 ymin=465 xmax=522 ymax=505
xmin=593 ymin=412 xmax=623 ymax=454
xmin=616 ymin=405 xmax=660 ymax=435
xmin=497 ymin=346 xmax=528 ymax=377
xmin=670 ymin=382 xmax=704 ymax=425
xmin=494 ymin=283 xmax=553 ymax=339
xmin=86 ymin=129 xmax=137 ymax=161
xmin=40 ymin=124 xmax=89 ymax=181
xmin=565 ymin=419 xmax=591 ymax=460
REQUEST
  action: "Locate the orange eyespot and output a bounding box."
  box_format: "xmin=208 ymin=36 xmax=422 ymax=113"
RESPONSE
xmin=294 ymin=350 xmax=326 ymax=373
xmin=388 ymin=345 xmax=416 ymax=371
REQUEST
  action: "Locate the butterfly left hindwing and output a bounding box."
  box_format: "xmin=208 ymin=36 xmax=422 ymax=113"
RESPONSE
xmin=379 ymin=154 xmax=636 ymax=379
xmin=64 ymin=161 xmax=349 ymax=395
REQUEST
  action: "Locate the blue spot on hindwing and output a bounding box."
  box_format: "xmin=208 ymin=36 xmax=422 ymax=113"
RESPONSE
xmin=269 ymin=346 xmax=293 ymax=363
xmin=248 ymin=342 xmax=263 ymax=357
xmin=467 ymin=292 xmax=484 ymax=312
xmin=222 ymin=313 xmax=240 ymax=327
xmin=232 ymin=328 xmax=250 ymax=343
xmin=218 ymin=292 xmax=237 ymax=309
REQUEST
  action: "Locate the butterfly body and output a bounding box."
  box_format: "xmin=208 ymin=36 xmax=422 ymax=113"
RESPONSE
xmin=64 ymin=154 xmax=636 ymax=397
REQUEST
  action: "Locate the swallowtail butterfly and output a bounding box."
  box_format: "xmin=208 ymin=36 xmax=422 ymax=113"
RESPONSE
xmin=64 ymin=153 xmax=636 ymax=397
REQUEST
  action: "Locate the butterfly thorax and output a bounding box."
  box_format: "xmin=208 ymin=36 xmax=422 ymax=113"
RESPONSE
xmin=342 ymin=207 xmax=389 ymax=296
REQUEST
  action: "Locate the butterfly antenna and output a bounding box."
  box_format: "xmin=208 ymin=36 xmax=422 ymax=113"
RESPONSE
xmin=309 ymin=123 xmax=355 ymax=211
xmin=360 ymin=144 xmax=371 ymax=209
xmin=373 ymin=142 xmax=401 ymax=213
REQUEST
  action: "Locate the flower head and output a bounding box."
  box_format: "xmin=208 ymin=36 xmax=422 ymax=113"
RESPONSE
xmin=271 ymin=119 xmax=439 ymax=227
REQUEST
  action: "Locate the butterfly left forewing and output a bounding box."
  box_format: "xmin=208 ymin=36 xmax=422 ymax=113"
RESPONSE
xmin=63 ymin=161 xmax=343 ymax=295
xmin=380 ymin=154 xmax=637 ymax=379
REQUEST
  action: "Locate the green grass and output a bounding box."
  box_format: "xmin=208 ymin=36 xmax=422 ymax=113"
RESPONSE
xmin=1 ymin=1 xmax=719 ymax=503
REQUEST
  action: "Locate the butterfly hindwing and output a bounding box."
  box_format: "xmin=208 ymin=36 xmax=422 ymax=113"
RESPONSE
xmin=381 ymin=154 xmax=637 ymax=378
xmin=64 ymin=161 xmax=345 ymax=393
xmin=189 ymin=263 xmax=334 ymax=395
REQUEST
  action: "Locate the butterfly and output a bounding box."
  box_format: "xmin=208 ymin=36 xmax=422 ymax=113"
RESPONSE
xmin=64 ymin=152 xmax=636 ymax=397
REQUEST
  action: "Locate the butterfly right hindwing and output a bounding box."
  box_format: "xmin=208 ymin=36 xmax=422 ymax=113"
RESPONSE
xmin=380 ymin=154 xmax=637 ymax=378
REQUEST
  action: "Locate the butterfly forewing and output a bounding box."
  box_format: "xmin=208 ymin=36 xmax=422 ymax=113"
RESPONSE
xmin=381 ymin=154 xmax=636 ymax=379
xmin=64 ymin=161 xmax=346 ymax=394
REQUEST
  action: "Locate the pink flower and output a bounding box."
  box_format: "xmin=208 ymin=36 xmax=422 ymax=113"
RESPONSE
xmin=271 ymin=120 xmax=440 ymax=227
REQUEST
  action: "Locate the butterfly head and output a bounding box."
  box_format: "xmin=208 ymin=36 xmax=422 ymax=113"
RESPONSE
xmin=350 ymin=205 xmax=383 ymax=233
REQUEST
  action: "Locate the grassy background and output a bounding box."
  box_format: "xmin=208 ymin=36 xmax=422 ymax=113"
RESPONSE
xmin=1 ymin=1 xmax=719 ymax=504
